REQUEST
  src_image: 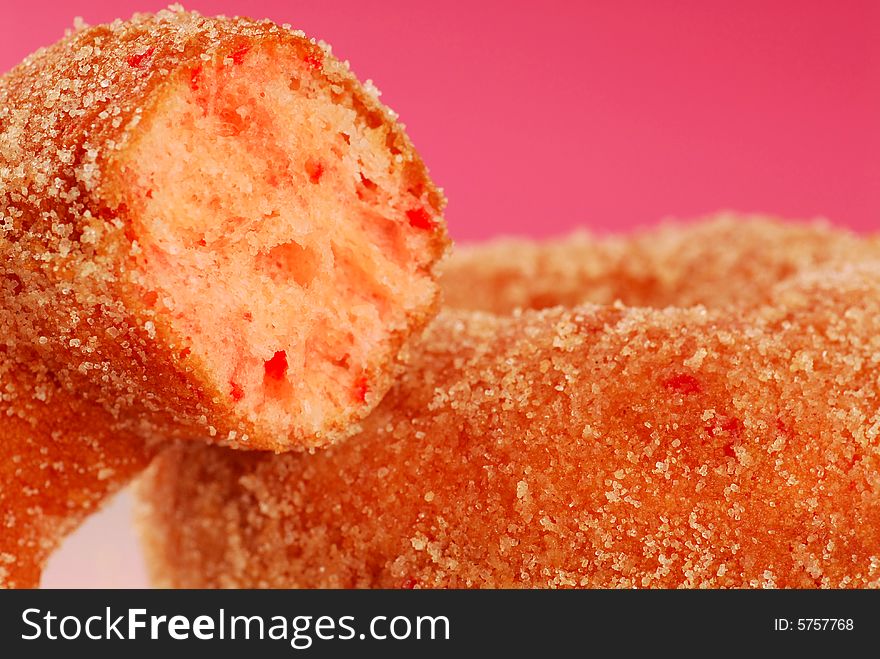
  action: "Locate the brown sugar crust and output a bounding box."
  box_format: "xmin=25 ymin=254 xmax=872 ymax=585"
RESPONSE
xmin=136 ymin=252 xmax=880 ymax=588
xmin=1 ymin=6 xmax=447 ymax=586
xmin=440 ymin=215 xmax=876 ymax=313
xmin=0 ymin=360 xmax=156 ymax=589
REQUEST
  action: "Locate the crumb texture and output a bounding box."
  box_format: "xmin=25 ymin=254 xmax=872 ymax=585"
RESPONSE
xmin=138 ymin=243 xmax=880 ymax=588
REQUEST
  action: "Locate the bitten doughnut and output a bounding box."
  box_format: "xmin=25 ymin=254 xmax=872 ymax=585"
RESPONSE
xmin=0 ymin=7 xmax=447 ymax=587
xmin=137 ymin=252 xmax=880 ymax=588
xmin=441 ymin=215 xmax=876 ymax=313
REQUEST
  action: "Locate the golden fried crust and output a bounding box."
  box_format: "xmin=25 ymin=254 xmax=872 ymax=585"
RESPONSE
xmin=0 ymin=7 xmax=446 ymax=587
xmin=137 ymin=262 xmax=880 ymax=588
xmin=440 ymin=215 xmax=877 ymax=313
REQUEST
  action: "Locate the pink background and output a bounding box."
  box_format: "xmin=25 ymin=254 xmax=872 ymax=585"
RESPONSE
xmin=1 ymin=1 xmax=876 ymax=586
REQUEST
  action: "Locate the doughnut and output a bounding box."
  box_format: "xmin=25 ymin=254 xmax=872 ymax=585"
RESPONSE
xmin=440 ymin=215 xmax=876 ymax=313
xmin=1 ymin=6 xmax=447 ymax=451
xmin=0 ymin=360 xmax=155 ymax=589
xmin=136 ymin=243 xmax=880 ymax=588
xmin=0 ymin=7 xmax=447 ymax=587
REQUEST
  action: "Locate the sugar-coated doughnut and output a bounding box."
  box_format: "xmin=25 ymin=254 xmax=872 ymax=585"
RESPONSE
xmin=0 ymin=361 xmax=154 ymax=589
xmin=0 ymin=7 xmax=447 ymax=587
xmin=441 ymin=215 xmax=875 ymax=313
xmin=1 ymin=6 xmax=447 ymax=452
xmin=137 ymin=253 xmax=880 ymax=588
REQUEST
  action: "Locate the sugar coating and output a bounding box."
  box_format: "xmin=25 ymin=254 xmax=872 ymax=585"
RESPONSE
xmin=1 ymin=6 xmax=447 ymax=587
xmin=137 ymin=231 xmax=880 ymax=588
xmin=0 ymin=359 xmax=156 ymax=589
xmin=441 ymin=214 xmax=878 ymax=312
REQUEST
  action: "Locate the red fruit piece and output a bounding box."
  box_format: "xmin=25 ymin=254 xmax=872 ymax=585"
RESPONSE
xmin=230 ymin=381 xmax=244 ymax=401
xmin=190 ymin=65 xmax=202 ymax=91
xmin=406 ymin=208 xmax=433 ymax=230
xmin=264 ymin=351 xmax=289 ymax=381
xmin=305 ymin=160 xmax=324 ymax=183
xmin=126 ymin=47 xmax=155 ymax=68
xmin=707 ymin=415 xmax=743 ymax=438
xmin=721 ymin=417 xmax=743 ymax=437
xmin=230 ymin=45 xmax=250 ymax=65
xmin=304 ymin=52 xmax=323 ymax=69
xmin=354 ymin=376 xmax=369 ymax=403
xmin=662 ymin=373 xmax=702 ymax=395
